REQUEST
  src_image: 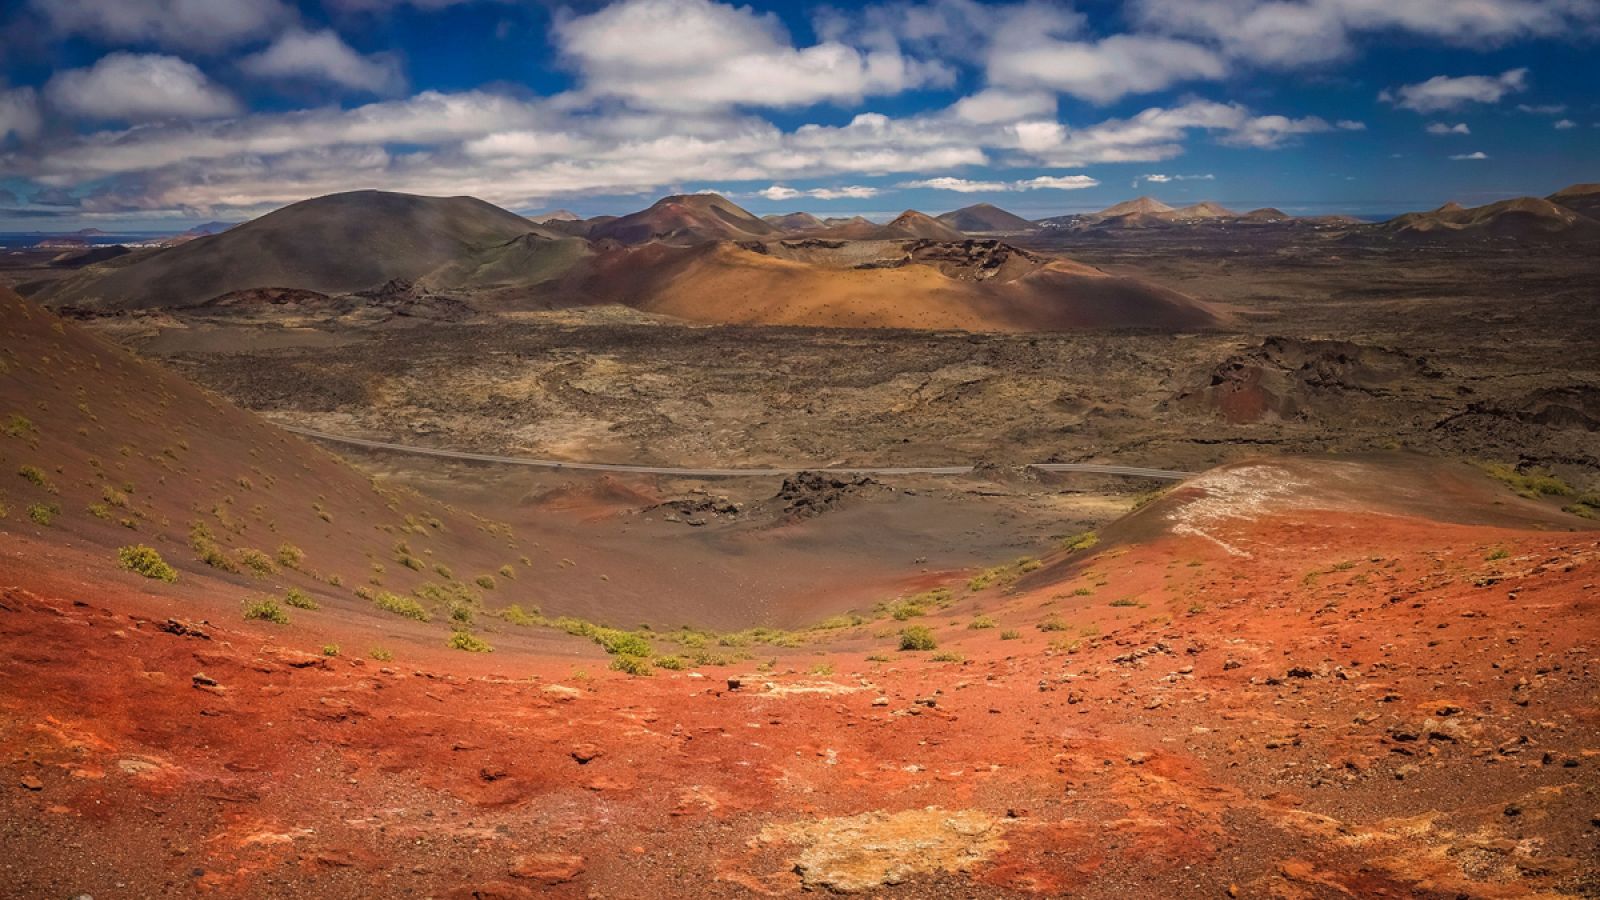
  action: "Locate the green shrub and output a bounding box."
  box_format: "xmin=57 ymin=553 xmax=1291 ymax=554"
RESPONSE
xmin=609 ymin=655 xmax=652 ymax=676
xmin=235 ymin=548 xmax=276 ymax=577
xmin=501 ymin=604 xmax=544 ymax=627
xmin=898 ymin=626 xmax=937 ymax=651
xmin=1482 ymin=463 xmax=1574 ymax=499
xmin=1037 ymin=616 xmax=1070 ymax=631
xmin=930 ymin=651 xmax=965 ymax=663
xmin=369 ymin=647 xmax=394 ymax=662
xmin=284 ymin=588 xmax=319 ymax=609
xmin=276 ymin=543 xmax=305 ymax=568
xmin=474 ymin=574 xmax=496 ymax=590
xmin=118 ymin=545 xmax=177 ymax=582
xmin=373 ymin=591 xmax=430 ymax=621
xmin=810 ymin=662 xmax=835 ymax=676
xmin=653 ymin=655 xmax=687 ymax=670
xmin=498 ymin=565 xmax=515 ymax=579
xmin=434 ymin=563 xmax=454 ymax=579
xmin=321 ymin=644 xmax=340 ymax=657
xmin=1061 ymin=530 xmax=1099 ymax=552
xmin=88 ymin=503 xmax=112 ymax=520
xmin=3 ymin=415 xmax=35 ymax=438
xmin=1109 ymin=598 xmax=1140 ymax=608
xmin=1000 ymin=629 xmax=1021 ymax=640
xmin=17 ymin=465 xmax=52 ymax=491
xmin=28 ymin=503 xmax=58 ymax=525
xmin=968 ymin=615 xmax=996 ymax=630
xmin=447 ymin=631 xmax=492 ymax=653
xmin=243 ymin=598 xmax=288 ymax=624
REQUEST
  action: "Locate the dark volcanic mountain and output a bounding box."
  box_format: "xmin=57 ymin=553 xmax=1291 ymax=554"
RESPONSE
xmin=880 ymin=210 xmax=965 ymax=240
xmin=1383 ymin=193 xmax=1600 ymax=242
xmin=935 ymin=203 xmax=1037 ymax=233
xmin=35 ymin=190 xmax=578 ymax=309
xmin=588 ymin=193 xmax=778 ymax=245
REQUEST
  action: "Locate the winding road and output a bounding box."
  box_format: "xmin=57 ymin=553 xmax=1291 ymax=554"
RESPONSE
xmin=279 ymin=424 xmax=1195 ymax=481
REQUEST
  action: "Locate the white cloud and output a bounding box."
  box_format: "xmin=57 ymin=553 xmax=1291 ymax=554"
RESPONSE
xmin=1016 ymin=175 xmax=1099 ymax=190
xmin=241 ymin=29 xmax=405 ymax=95
xmin=0 ymin=88 xmax=42 ymax=142
xmin=989 ymin=33 xmax=1227 ymax=104
xmin=1140 ymin=173 xmax=1215 ymax=184
xmin=553 ymin=0 xmax=945 ymax=111
xmin=1131 ymin=0 xmax=1598 ymax=67
xmin=1517 ymin=102 xmax=1567 ymax=114
xmin=1553 ymin=118 xmax=1577 ymax=129
xmin=1381 ymin=68 xmax=1528 ymax=113
xmin=46 ymin=53 xmax=240 ymax=122
xmin=1450 ymin=151 xmax=1489 ymax=160
xmin=1426 ymin=122 xmax=1471 ymax=135
xmin=30 ymin=0 xmax=293 ymax=52
xmin=1336 ymin=120 xmax=1365 ymax=131
xmin=900 ymin=176 xmax=1009 ymax=192
xmin=950 ymin=88 xmax=1056 ymax=124
xmin=756 ymin=184 xmax=881 ymax=201
xmin=898 ymin=174 xmax=1101 ymax=191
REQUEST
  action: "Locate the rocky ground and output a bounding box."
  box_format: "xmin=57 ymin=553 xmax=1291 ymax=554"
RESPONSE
xmin=1 ymin=456 xmax=1595 ymax=898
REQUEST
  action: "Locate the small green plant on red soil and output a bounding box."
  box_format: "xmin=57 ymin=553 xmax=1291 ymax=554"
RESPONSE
xmin=88 ymin=503 xmax=112 ymax=520
xmin=968 ymin=615 xmax=996 ymax=630
xmin=243 ymin=598 xmax=288 ymax=624
xmin=968 ymin=558 xmax=1039 ymax=592
xmin=369 ymin=647 xmax=394 ymax=662
xmin=189 ymin=521 xmax=239 ymax=572
xmin=498 ymin=565 xmax=515 ymax=579
xmin=1565 ymin=496 xmax=1599 ymax=519
xmin=373 ymin=591 xmax=430 ymax=621
xmin=327 ymin=574 xmax=343 ymax=587
xmin=1109 ymin=598 xmax=1141 ymax=608
xmin=1037 ymin=616 xmax=1070 ymax=632
xmin=433 ymin=563 xmax=453 ymax=579
xmin=283 ymin=588 xmax=318 ymax=610
xmin=100 ymin=484 xmax=129 ymax=508
xmin=276 ymin=543 xmax=305 ymax=569
xmin=118 ymin=545 xmax=177 ymax=582
xmin=1486 ymin=546 xmax=1511 ymax=561
xmin=1000 ymin=629 xmax=1021 ymax=640
xmin=1187 ymin=601 xmax=1206 ymax=615
xmin=3 ymin=415 xmax=35 ymax=438
xmin=448 ymin=631 xmax=492 ymax=653
xmin=812 ymin=613 xmax=865 ymax=631
xmin=28 ymin=503 xmax=58 ymax=525
xmin=501 ymin=604 xmax=545 ymax=627
xmin=1061 ymin=530 xmax=1100 ymax=552
xmin=930 ymin=651 xmax=964 ymax=663
xmin=609 ymin=655 xmax=651 ymax=676
xmin=234 ymin=548 xmax=276 ymax=578
xmin=653 ymin=655 xmax=686 ymax=671
xmin=1481 ymin=463 xmax=1574 ymax=499
xmin=898 ymin=625 xmax=937 ymax=651
xmin=321 ymin=644 xmax=340 ymax=657
xmin=810 ymin=662 xmax=835 ymax=676
xmin=866 ymin=653 xmax=892 ymax=663
xmin=474 ymin=574 xmax=496 ymax=590
xmin=17 ymin=465 xmax=53 ymax=491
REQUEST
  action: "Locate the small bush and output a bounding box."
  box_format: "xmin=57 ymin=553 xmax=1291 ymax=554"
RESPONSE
xmin=118 ymin=545 xmax=177 ymax=582
xmin=810 ymin=662 xmax=835 ymax=676
xmin=284 ymin=587 xmax=319 ymax=610
xmin=1037 ymin=616 xmax=1070 ymax=632
xmin=1061 ymin=531 xmax=1099 ymax=552
xmin=276 ymin=543 xmax=305 ymax=568
xmin=930 ymin=651 xmax=965 ymax=663
xmin=898 ymin=625 xmax=937 ymax=651
xmin=474 ymin=574 xmax=496 ymax=590
xmin=369 ymin=647 xmax=394 ymax=662
xmin=498 ymin=565 xmax=515 ymax=579
xmin=1485 ymin=546 xmax=1510 ymax=561
xmin=609 ymin=655 xmax=652 ymax=676
xmin=1109 ymin=598 xmax=1140 ymax=608
xmin=1482 ymin=463 xmax=1574 ymax=499
xmin=28 ymin=503 xmax=58 ymax=525
xmin=321 ymin=644 xmax=340 ymax=657
xmin=501 ymin=604 xmax=544 ymax=627
xmin=17 ymin=465 xmax=52 ymax=491
xmin=235 ymin=548 xmax=276 ymax=577
xmin=88 ymin=503 xmax=112 ymax=520
xmin=999 ymin=629 xmax=1021 ymax=640
xmin=434 ymin=563 xmax=454 ymax=579
xmin=653 ymin=655 xmax=687 ymax=670
xmin=447 ymin=631 xmax=493 ymax=653
xmin=373 ymin=591 xmax=430 ymax=621
xmin=243 ymin=598 xmax=288 ymax=624
xmin=968 ymin=615 xmax=996 ymax=630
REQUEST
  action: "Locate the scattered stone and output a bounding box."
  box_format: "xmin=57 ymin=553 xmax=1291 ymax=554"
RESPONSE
xmin=509 ymin=852 xmax=585 ymax=884
xmin=19 ymin=775 xmax=43 ymax=791
xmin=158 ymin=619 xmax=210 ymax=640
xmin=540 ymin=684 xmax=581 ymax=702
xmin=570 ymin=743 xmax=602 ymax=764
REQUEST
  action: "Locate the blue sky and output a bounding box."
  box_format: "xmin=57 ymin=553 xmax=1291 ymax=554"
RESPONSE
xmin=0 ymin=0 xmax=1596 ymax=230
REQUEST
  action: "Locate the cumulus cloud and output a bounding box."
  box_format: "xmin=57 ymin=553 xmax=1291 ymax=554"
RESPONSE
xmin=1426 ymin=122 xmax=1471 ymax=135
xmin=46 ymin=53 xmax=240 ymax=122
xmin=757 ymin=184 xmax=881 ymax=200
xmin=1553 ymin=118 xmax=1577 ymax=129
xmin=1131 ymin=0 xmax=1598 ymax=67
xmin=1450 ymin=151 xmax=1490 ymax=159
xmin=1140 ymin=173 xmax=1215 ymax=184
xmin=898 ymin=174 xmax=1101 ymax=191
xmin=989 ymin=33 xmax=1227 ymax=104
xmin=30 ymin=0 xmax=292 ymax=52
xmin=1381 ymin=68 xmax=1528 ymax=113
xmin=241 ymin=29 xmax=405 ymax=94
xmin=949 ymin=88 xmax=1056 ymax=124
xmin=1517 ymin=102 xmax=1567 ymax=114
xmin=554 ymin=0 xmax=946 ymax=110
xmin=0 ymin=88 xmax=42 ymax=141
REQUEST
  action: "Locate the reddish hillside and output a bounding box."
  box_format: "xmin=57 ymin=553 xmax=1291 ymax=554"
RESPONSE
xmin=0 ymin=287 xmax=543 ymax=645
xmin=881 ymin=209 xmax=966 ymax=240
xmin=588 ymin=193 xmax=778 ymax=245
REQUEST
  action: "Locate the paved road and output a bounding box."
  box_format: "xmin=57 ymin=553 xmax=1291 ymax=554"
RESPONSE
xmin=279 ymin=425 xmax=1195 ymax=481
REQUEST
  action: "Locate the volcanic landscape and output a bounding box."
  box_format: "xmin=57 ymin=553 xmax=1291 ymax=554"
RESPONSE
xmin=2 ymin=185 xmax=1598 ymax=899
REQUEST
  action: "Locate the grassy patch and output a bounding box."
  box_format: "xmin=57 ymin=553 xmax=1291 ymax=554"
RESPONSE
xmin=27 ymin=503 xmax=58 ymax=525
xmin=373 ymin=591 xmax=430 ymax=622
xmin=284 ymin=588 xmax=319 ymax=610
xmin=447 ymin=631 xmax=493 ymax=653
xmin=898 ymin=625 xmax=937 ymax=651
xmin=276 ymin=543 xmax=305 ymax=569
xmin=1481 ymin=463 xmax=1575 ymax=500
xmin=967 ymin=615 xmax=996 ymax=630
xmin=1061 ymin=530 xmax=1099 ymax=552
xmin=243 ymin=598 xmax=288 ymax=624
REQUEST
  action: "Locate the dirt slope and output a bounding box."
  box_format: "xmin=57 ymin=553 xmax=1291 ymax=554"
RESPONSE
xmin=936 ymin=203 xmax=1037 ymax=233
xmin=588 ymin=193 xmax=778 ymax=245
xmin=568 ymin=240 xmax=1224 ymax=332
xmin=882 ymin=209 xmax=966 ymax=240
xmin=35 ymin=191 xmax=579 ymax=310
xmin=1385 ymin=195 xmax=1600 ymax=241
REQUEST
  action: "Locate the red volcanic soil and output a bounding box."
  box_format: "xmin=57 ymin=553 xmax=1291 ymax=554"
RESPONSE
xmin=2 ymin=455 xmax=1597 ymax=897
